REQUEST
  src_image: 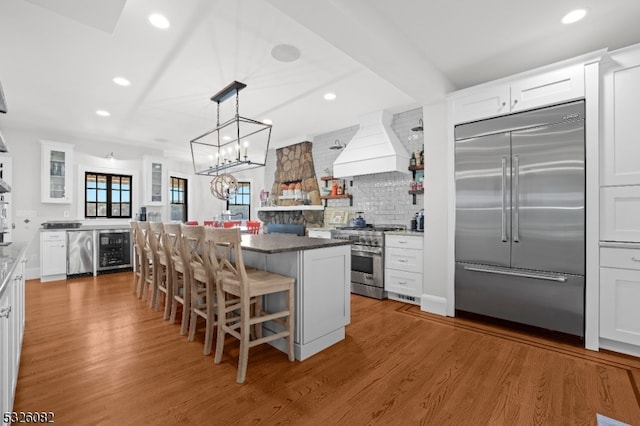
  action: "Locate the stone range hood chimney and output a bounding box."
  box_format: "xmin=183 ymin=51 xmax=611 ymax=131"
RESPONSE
xmin=333 ymin=110 xmax=411 ymax=178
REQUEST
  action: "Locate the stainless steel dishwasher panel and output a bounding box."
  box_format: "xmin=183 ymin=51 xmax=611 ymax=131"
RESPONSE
xmin=67 ymin=230 xmax=94 ymax=277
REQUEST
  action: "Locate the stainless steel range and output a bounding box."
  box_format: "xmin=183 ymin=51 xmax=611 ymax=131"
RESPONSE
xmin=331 ymin=224 xmax=405 ymax=299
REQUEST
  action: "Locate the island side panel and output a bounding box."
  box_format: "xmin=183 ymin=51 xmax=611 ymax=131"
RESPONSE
xmin=301 ymin=245 xmax=351 ymax=344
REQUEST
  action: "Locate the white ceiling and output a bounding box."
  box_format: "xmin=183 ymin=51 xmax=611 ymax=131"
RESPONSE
xmin=1 ymin=0 xmax=640 ymax=159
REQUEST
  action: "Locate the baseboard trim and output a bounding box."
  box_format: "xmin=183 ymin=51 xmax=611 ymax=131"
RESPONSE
xmin=420 ymin=294 xmax=447 ymax=316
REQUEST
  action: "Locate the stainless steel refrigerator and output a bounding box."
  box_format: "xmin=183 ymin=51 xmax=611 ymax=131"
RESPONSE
xmin=454 ymin=100 xmax=585 ymax=336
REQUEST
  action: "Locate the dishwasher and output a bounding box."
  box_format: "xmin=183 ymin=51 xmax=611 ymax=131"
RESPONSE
xmin=66 ymin=230 xmax=94 ymax=277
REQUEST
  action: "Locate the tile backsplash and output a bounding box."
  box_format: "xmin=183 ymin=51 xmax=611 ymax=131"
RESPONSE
xmin=265 ymin=107 xmax=424 ymax=227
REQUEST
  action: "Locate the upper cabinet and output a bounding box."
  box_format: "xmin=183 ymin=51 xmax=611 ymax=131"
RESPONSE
xmin=453 ymin=62 xmax=585 ymax=124
xmin=41 ymin=140 xmax=73 ymax=204
xmin=142 ymin=156 xmax=166 ymax=206
xmin=601 ymin=45 xmax=640 ymax=186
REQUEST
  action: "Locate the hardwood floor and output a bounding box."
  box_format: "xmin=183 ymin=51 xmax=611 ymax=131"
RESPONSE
xmin=14 ymin=273 xmax=640 ymax=425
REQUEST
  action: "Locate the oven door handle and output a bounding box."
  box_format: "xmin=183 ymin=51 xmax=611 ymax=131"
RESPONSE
xmin=351 ymin=248 xmax=382 ymax=257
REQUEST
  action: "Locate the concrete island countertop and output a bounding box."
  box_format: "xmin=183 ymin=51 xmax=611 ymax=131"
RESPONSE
xmin=240 ymin=233 xmax=351 ymax=254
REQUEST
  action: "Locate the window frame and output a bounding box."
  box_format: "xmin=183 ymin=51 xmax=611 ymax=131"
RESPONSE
xmin=84 ymin=171 xmax=133 ymax=219
xmin=226 ymin=181 xmax=251 ymax=220
xmin=169 ymin=175 xmax=188 ymax=222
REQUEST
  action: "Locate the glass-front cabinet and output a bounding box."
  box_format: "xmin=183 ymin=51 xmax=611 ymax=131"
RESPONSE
xmin=40 ymin=140 xmax=74 ymax=204
xmin=143 ymin=156 xmax=166 ymax=206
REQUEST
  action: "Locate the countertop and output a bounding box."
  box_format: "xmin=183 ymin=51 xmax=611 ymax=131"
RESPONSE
xmin=40 ymin=223 xmax=132 ymax=232
xmin=240 ymin=234 xmax=351 ymax=254
xmin=385 ymin=230 xmax=424 ymax=236
xmin=0 ymin=242 xmax=28 ymax=297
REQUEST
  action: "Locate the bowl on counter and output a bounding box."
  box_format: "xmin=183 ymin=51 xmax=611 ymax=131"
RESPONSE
xmin=319 ymin=187 xmax=331 ymax=196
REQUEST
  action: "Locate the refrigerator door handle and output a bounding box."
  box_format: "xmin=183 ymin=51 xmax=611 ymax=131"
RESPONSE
xmin=513 ymin=155 xmax=520 ymax=243
xmin=501 ymin=156 xmax=507 ymax=242
xmin=464 ymin=265 xmax=568 ymax=283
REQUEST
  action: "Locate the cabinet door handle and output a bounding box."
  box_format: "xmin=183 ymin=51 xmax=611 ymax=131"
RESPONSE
xmin=397 ymin=259 xmax=408 ymax=263
xmin=512 ymin=99 xmax=519 ymax=108
xmin=398 ymin=241 xmax=408 ymax=244
xmin=0 ymin=306 xmax=11 ymax=319
xmin=398 ymin=281 xmax=408 ymax=285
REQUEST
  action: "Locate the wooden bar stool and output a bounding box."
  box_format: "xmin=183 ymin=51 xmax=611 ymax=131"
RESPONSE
xmin=148 ymin=222 xmax=171 ymax=318
xmin=181 ymin=225 xmax=216 ymax=355
xmin=130 ymin=221 xmax=144 ymax=296
xmin=165 ymin=224 xmax=190 ymax=335
xmin=208 ymin=227 xmax=295 ymax=383
xmin=140 ymin=222 xmax=158 ymax=306
xmin=134 ymin=222 xmax=152 ymax=300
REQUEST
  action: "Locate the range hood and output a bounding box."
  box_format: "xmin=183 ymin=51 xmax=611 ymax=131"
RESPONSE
xmin=333 ymin=110 xmax=410 ymax=178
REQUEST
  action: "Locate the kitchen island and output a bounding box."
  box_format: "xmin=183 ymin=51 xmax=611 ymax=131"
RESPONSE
xmin=239 ymin=234 xmax=351 ymax=361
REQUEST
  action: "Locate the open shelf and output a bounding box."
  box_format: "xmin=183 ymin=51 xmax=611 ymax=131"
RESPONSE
xmin=409 ymin=165 xmax=424 ymax=205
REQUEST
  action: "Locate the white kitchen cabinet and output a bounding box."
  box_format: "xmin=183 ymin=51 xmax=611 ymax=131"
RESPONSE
xmin=601 ymin=44 xmax=640 ymax=186
xmin=453 ymin=63 xmax=584 ymax=124
xmin=1 ymin=251 xmax=26 ymax=417
xmin=385 ymin=233 xmax=423 ymax=303
xmin=453 ymin=85 xmax=510 ymax=124
xmin=40 ymin=231 xmax=67 ymax=281
xmin=143 ymin=156 xmax=166 ymax=206
xmin=40 ymin=140 xmax=73 ymax=204
xmin=600 ymin=245 xmax=640 ymax=348
xmin=600 ymin=186 xmax=640 ymax=242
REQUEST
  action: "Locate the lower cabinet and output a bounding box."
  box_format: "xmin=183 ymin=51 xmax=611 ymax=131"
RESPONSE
xmin=385 ymin=233 xmax=424 ymax=304
xmin=40 ymin=231 xmax=66 ymax=281
xmin=600 ymin=246 xmax=640 ymax=349
xmin=0 ymin=253 xmax=26 ymax=417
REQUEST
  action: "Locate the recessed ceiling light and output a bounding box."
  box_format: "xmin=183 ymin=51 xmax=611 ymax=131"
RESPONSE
xmin=112 ymin=77 xmax=131 ymax=86
xmin=324 ymin=92 xmax=337 ymax=101
xmin=96 ymin=110 xmax=110 ymax=117
xmin=271 ymin=44 xmax=301 ymax=63
xmin=149 ymin=13 xmax=170 ymax=29
xmin=263 ymin=119 xmax=273 ymax=125
xmin=562 ymin=9 xmax=587 ymax=24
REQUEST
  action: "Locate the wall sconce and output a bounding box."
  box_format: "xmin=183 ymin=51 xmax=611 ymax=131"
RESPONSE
xmin=106 ymin=152 xmax=115 ymax=161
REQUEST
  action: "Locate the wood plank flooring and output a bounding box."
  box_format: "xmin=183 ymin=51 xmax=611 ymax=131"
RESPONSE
xmin=13 ymin=272 xmax=640 ymax=425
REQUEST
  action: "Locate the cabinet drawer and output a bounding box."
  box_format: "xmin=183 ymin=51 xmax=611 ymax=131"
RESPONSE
xmin=600 ymin=247 xmax=640 ymax=271
xmin=41 ymin=231 xmax=66 ymax=242
xmin=385 ymin=234 xmax=424 ymax=250
xmin=600 ymin=186 xmax=640 ymax=242
xmin=385 ymin=247 xmax=423 ymax=273
xmin=385 ymin=269 xmax=422 ymax=297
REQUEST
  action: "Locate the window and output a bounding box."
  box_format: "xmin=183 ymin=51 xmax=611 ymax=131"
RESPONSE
xmin=85 ymin=172 xmax=132 ymax=218
xmin=170 ymin=176 xmax=188 ymax=222
xmin=227 ymin=181 xmax=250 ymax=220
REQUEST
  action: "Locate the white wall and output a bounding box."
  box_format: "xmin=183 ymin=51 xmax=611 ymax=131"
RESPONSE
xmin=421 ymin=101 xmax=449 ymax=314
